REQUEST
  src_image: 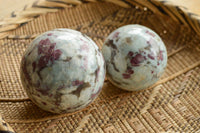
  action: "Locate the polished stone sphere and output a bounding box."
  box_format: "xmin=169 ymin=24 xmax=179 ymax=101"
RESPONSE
xmin=20 ymin=29 xmax=106 ymax=113
xmin=102 ymin=25 xmax=167 ymax=91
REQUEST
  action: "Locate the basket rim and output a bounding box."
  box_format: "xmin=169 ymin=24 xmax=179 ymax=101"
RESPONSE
xmin=0 ymin=0 xmax=200 ymax=39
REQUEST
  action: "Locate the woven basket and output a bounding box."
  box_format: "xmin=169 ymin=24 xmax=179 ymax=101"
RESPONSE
xmin=1 ymin=0 xmax=200 ymax=132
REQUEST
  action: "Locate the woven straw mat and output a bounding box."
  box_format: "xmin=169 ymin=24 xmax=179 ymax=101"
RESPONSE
xmin=1 ymin=1 xmax=200 ymax=133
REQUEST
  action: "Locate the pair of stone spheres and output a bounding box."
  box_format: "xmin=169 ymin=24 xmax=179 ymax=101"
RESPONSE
xmin=20 ymin=25 xmax=167 ymax=114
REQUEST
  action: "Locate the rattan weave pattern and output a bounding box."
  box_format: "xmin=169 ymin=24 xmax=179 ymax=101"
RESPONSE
xmin=0 ymin=1 xmax=200 ymax=133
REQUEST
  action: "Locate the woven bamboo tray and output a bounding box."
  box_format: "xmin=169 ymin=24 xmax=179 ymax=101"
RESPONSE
xmin=1 ymin=0 xmax=200 ymax=132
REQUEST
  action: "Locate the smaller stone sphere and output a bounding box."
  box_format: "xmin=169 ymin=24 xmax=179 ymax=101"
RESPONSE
xmin=102 ymin=24 xmax=167 ymax=91
xmin=20 ymin=29 xmax=106 ymax=114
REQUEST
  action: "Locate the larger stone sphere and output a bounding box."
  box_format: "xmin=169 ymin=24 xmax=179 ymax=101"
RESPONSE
xmin=20 ymin=29 xmax=106 ymax=114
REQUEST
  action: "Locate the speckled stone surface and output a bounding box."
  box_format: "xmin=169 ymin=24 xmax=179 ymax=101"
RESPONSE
xmin=102 ymin=24 xmax=167 ymax=91
xmin=20 ymin=29 xmax=106 ymax=114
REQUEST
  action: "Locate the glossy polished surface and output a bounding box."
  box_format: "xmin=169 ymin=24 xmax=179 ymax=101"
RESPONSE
xmin=20 ymin=29 xmax=106 ymax=113
xmin=102 ymin=25 xmax=167 ymax=91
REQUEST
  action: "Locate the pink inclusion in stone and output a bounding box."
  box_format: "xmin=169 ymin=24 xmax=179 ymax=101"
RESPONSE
xmin=122 ymin=73 xmax=131 ymax=79
xmin=131 ymin=54 xmax=145 ymax=66
xmin=47 ymin=33 xmax=53 ymax=36
xmin=81 ymin=44 xmax=89 ymax=52
xmin=72 ymin=80 xmax=84 ymax=86
xmin=148 ymin=54 xmax=155 ymax=60
xmin=157 ymin=51 xmax=164 ymax=61
xmin=128 ymin=51 xmax=134 ymax=57
xmin=112 ymin=32 xmax=119 ymax=39
xmin=145 ymin=30 xmax=155 ymax=37
xmin=126 ymin=69 xmax=134 ymax=74
xmin=38 ymin=38 xmax=62 ymax=69
xmin=91 ymin=87 xmax=102 ymax=99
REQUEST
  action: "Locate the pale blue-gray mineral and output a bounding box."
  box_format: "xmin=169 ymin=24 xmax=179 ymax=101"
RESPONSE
xmin=102 ymin=25 xmax=167 ymax=91
xmin=20 ymin=29 xmax=106 ymax=114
